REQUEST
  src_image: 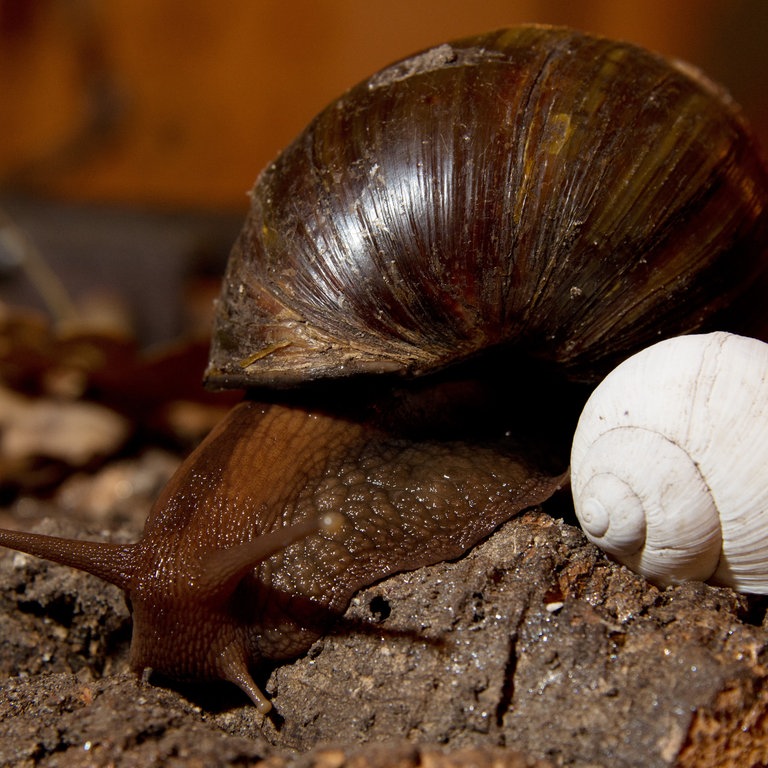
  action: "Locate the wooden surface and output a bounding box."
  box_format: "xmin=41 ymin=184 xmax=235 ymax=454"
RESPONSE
xmin=1 ymin=0 xmax=766 ymax=211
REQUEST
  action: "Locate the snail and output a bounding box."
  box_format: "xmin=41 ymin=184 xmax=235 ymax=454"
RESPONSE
xmin=1 ymin=25 xmax=768 ymax=712
xmin=571 ymin=331 xmax=768 ymax=594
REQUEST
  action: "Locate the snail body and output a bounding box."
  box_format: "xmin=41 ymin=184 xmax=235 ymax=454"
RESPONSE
xmin=0 ymin=399 xmax=563 ymax=711
xmin=0 ymin=26 xmax=768 ymax=709
xmin=571 ymin=332 xmax=768 ymax=593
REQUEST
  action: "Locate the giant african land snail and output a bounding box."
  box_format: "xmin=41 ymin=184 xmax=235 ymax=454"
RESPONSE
xmin=0 ymin=26 xmax=767 ymax=712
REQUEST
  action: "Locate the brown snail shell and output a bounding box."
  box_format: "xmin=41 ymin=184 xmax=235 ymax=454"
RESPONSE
xmin=206 ymin=25 xmax=768 ymax=390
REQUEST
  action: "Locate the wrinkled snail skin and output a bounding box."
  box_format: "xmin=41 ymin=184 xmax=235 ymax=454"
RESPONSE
xmin=0 ymin=399 xmax=564 ymax=711
xmin=1 ymin=25 xmax=768 ymax=711
xmin=206 ymin=25 xmax=768 ymax=390
xmin=571 ymin=332 xmax=768 ymax=593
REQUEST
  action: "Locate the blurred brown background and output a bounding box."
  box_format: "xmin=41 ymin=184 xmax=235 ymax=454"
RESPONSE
xmin=0 ymin=0 xmax=766 ymax=345
xmin=1 ymin=0 xmax=767 ymax=211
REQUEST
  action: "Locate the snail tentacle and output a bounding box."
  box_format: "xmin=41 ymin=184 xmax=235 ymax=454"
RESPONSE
xmin=0 ymin=528 xmax=135 ymax=590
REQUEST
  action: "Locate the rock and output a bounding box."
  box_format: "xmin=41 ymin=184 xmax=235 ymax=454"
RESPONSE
xmin=0 ymin=510 xmax=767 ymax=767
xmin=262 ymin=511 xmax=768 ymax=766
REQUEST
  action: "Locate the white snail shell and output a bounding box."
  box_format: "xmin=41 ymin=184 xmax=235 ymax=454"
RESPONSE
xmin=570 ymin=332 xmax=768 ymax=593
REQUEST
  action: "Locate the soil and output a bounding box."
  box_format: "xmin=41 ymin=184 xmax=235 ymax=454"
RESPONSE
xmin=1 ymin=493 xmax=767 ymax=768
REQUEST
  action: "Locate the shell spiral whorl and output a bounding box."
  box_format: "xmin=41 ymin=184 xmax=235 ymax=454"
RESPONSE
xmin=206 ymin=26 xmax=768 ymax=390
xmin=571 ymin=332 xmax=768 ymax=592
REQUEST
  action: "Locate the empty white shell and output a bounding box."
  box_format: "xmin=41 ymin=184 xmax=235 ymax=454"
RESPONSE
xmin=570 ymin=331 xmax=768 ymax=593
